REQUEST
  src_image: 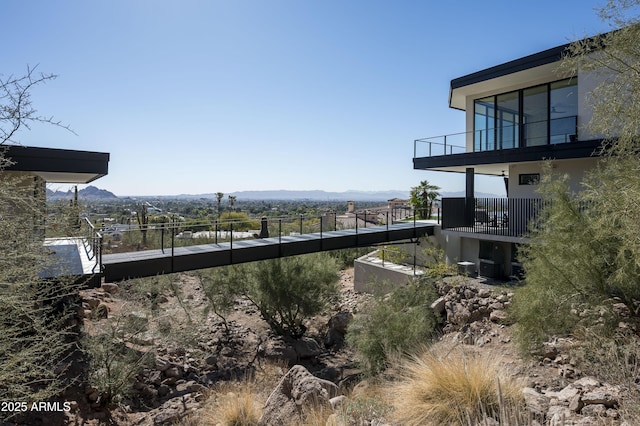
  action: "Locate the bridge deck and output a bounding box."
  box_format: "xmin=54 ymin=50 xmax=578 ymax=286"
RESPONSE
xmin=102 ymin=222 xmax=434 ymax=282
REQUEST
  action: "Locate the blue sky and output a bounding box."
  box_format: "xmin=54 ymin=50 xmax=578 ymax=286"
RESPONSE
xmin=4 ymin=0 xmax=613 ymax=196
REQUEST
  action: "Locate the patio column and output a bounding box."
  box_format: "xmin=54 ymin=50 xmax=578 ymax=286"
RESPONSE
xmin=465 ymin=168 xmax=475 ymax=226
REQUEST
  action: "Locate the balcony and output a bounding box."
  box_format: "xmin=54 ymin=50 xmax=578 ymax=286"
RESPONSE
xmin=441 ymin=197 xmax=546 ymax=239
xmin=414 ymin=116 xmax=578 ymax=158
xmin=412 ymin=116 xmax=603 ymax=175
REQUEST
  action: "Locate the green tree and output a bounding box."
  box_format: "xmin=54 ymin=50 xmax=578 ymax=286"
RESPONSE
xmin=215 ymin=192 xmax=224 ymax=215
xmin=203 ymin=253 xmax=340 ymax=338
xmin=513 ymin=2 xmax=640 ymax=350
xmin=409 ymin=180 xmax=440 ymax=220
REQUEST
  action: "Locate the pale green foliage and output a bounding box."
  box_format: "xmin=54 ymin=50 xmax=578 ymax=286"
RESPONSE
xmin=561 ymin=4 xmax=640 ymax=149
xmin=203 ymin=253 xmax=340 ymax=338
xmin=197 ymin=267 xmax=241 ymax=332
xmin=409 ymin=180 xmax=440 ymax=220
xmin=217 ymin=211 xmax=260 ymax=231
xmin=84 ymin=306 xmax=155 ymax=404
xmin=346 ymin=278 xmax=440 ymax=375
xmin=0 ymin=171 xmax=83 ymax=418
xmin=0 ymin=68 xmax=82 ymax=420
xmin=514 ymin=4 xmax=640 ymax=351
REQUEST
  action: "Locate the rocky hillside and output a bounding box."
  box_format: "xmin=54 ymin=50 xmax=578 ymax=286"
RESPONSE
xmin=22 ymin=270 xmax=633 ymax=425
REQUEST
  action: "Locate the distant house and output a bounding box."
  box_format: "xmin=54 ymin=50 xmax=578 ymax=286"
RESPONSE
xmin=413 ymin=35 xmax=608 ymax=279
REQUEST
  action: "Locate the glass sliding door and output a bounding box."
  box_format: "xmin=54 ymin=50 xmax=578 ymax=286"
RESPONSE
xmin=522 ymin=85 xmax=548 ymax=146
xmin=550 ymin=79 xmax=578 ymax=144
xmin=474 ymin=96 xmax=495 ymax=151
xmin=496 ymin=91 xmax=519 ymax=149
xmin=472 ymin=77 xmax=578 ymax=151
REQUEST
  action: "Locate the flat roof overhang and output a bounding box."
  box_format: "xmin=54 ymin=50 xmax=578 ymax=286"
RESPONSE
xmin=449 ymin=43 xmax=570 ymax=110
xmin=413 ymin=139 xmax=603 ymax=176
xmin=3 ymin=145 xmax=110 ymax=183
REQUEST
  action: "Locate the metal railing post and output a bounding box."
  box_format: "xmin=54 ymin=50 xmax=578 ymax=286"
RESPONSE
xmin=278 ymin=219 xmax=282 ymax=257
xmin=171 ymin=216 xmax=175 ymax=272
xmin=299 ymin=214 xmax=303 ymax=235
xmin=161 ymin=224 xmax=165 ymax=253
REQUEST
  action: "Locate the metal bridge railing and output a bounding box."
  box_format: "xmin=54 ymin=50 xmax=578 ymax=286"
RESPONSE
xmin=96 ymin=208 xmax=436 ymax=270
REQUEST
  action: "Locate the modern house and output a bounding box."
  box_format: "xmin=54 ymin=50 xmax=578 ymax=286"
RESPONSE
xmin=2 ymin=145 xmax=110 ymax=285
xmin=414 ymin=39 xmax=605 ymax=279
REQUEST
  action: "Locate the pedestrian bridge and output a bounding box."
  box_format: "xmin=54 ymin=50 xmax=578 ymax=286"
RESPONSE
xmin=48 ymin=214 xmax=435 ymax=284
xmin=102 ymin=221 xmax=434 ymax=282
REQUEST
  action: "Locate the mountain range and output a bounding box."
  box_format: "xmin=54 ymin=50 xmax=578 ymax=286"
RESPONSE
xmin=47 ymin=185 xmax=118 ymax=200
xmin=57 ymin=187 xmax=505 ymax=201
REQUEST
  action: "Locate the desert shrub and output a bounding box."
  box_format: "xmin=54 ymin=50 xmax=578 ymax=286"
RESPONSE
xmin=570 ymin=327 xmax=640 ymax=422
xmin=511 ymin=167 xmax=640 ymax=352
xmin=378 ymin=245 xmax=407 ymax=264
xmin=390 ymin=345 xmax=526 ymax=426
xmin=328 ymin=247 xmax=372 ymax=268
xmin=83 ymin=306 xmax=155 ymax=405
xmin=217 ymin=211 xmax=260 ymax=231
xmin=346 ymin=277 xmax=440 ymax=375
xmin=197 ymin=267 xmax=242 ymax=332
xmin=119 ymin=275 xmax=174 ymax=310
xmin=203 ymin=253 xmax=340 ymax=338
xmin=335 ymin=394 xmax=393 ymax=425
xmin=0 ymin=168 xmax=84 ymax=420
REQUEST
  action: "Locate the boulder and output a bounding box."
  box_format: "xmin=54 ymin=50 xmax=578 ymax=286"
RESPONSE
xmin=325 ymin=311 xmax=353 ymax=347
xmin=101 ymin=283 xmax=120 ymax=294
xmin=294 ymin=337 xmax=322 ymax=359
xmin=258 ymin=365 xmax=339 ymax=426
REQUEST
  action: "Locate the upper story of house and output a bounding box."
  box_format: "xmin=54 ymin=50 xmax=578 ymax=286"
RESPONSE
xmin=3 ymin=145 xmax=110 ymax=184
xmin=413 ymin=38 xmax=606 ymax=197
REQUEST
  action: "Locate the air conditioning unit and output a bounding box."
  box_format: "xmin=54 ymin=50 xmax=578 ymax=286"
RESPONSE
xmin=479 ymin=259 xmax=501 ymax=279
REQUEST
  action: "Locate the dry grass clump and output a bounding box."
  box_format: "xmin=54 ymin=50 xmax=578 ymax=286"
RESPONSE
xmin=193 ymin=381 xmax=261 ymax=426
xmin=180 ymin=359 xmax=289 ymax=426
xmin=390 ymin=345 xmax=526 ymax=425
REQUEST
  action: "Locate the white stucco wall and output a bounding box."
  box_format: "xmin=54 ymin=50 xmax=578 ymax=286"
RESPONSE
xmin=508 ymin=157 xmax=598 ymax=197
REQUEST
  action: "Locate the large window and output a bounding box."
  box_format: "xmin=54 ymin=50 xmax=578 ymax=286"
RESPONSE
xmin=474 ymin=96 xmax=494 ymax=151
xmin=497 ymin=91 xmax=519 ymax=149
xmin=523 ymin=85 xmax=548 ymax=146
xmin=473 ymin=78 xmax=577 ymax=151
xmin=550 ymin=79 xmax=578 ymax=143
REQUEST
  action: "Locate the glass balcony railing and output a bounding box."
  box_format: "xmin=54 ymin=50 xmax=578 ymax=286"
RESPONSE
xmin=414 ymin=116 xmax=578 ymax=158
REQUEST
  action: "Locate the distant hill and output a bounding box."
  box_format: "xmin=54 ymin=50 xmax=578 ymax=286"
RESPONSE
xmin=47 ymin=185 xmax=118 ymax=200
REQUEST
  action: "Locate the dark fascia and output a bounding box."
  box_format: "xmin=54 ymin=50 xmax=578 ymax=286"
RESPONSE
xmin=413 ymin=139 xmax=604 ymax=171
xmin=448 ymin=29 xmax=617 ymax=109
xmin=2 ymin=145 xmax=110 ymax=179
xmin=448 ymin=43 xmax=571 ymax=109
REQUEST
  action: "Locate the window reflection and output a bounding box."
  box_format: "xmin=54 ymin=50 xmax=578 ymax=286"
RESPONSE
xmin=473 ymin=78 xmax=577 ymax=151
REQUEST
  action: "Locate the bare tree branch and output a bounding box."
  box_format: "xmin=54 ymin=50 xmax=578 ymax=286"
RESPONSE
xmin=0 ymin=65 xmax=75 ymax=145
